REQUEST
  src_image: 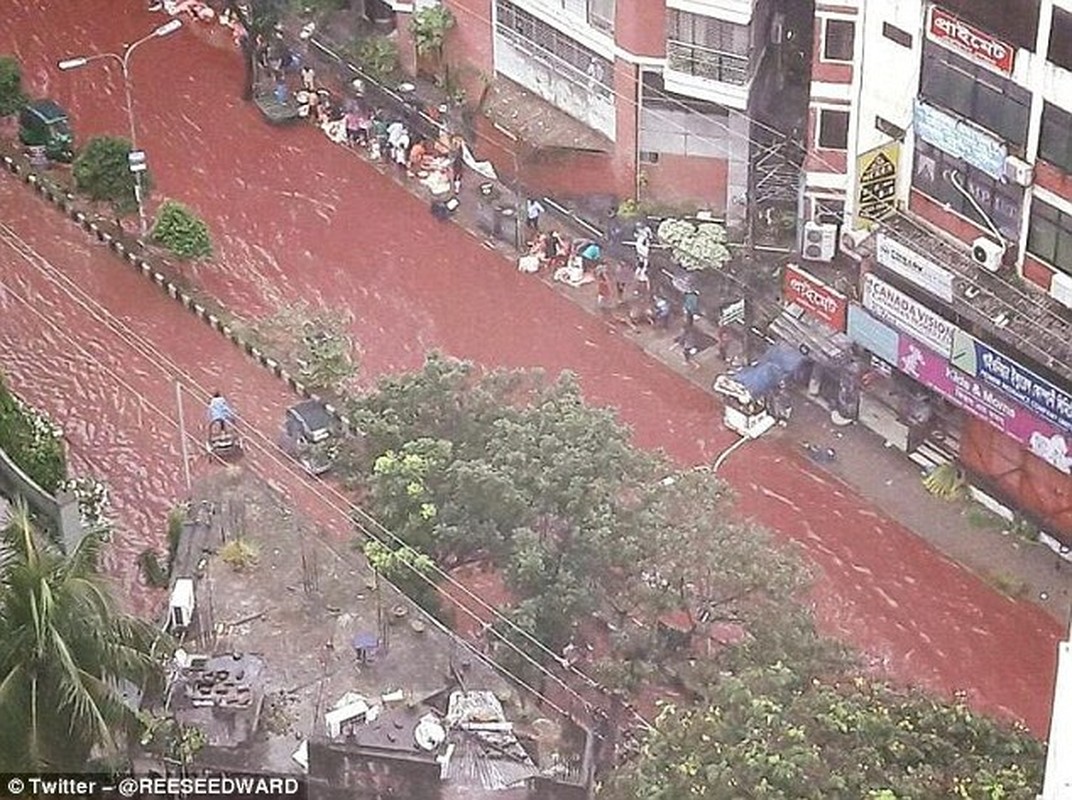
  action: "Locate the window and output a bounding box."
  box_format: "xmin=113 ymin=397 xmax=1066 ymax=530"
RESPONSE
xmin=920 ymin=42 xmax=1030 ymax=148
xmin=911 ymin=140 xmax=1024 ymax=240
xmin=881 ymin=21 xmax=912 ymax=48
xmin=495 ymin=0 xmax=613 ymax=97
xmin=1049 ymin=8 xmax=1072 ymax=72
xmin=1039 ymin=103 xmax=1072 ymax=174
xmin=1028 ymin=199 xmax=1072 ymax=276
xmin=666 ymin=9 xmax=751 ymax=84
xmin=639 ymin=151 xmax=660 ymax=164
xmin=817 ymin=109 xmax=850 ymax=149
xmin=823 ymin=19 xmax=855 ymax=61
xmin=587 ymin=0 xmax=614 ymax=33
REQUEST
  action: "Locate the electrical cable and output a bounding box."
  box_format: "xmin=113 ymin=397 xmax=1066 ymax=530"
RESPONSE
xmin=333 ymin=3 xmax=1072 ymax=355
xmin=0 ymin=217 xmax=656 ymax=733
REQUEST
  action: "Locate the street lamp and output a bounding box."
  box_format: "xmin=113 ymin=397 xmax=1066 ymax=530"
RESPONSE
xmin=58 ymin=18 xmax=183 ymax=238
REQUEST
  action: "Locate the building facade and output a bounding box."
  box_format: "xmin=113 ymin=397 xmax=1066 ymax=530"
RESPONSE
xmin=798 ymin=0 xmax=1072 ymax=543
xmin=389 ymin=0 xmax=784 ymax=225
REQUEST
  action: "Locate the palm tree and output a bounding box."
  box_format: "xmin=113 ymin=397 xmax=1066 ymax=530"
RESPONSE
xmin=0 ymin=502 xmax=168 ymax=770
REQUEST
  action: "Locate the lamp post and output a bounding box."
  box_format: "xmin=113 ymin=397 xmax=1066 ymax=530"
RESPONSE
xmin=58 ymin=18 xmax=182 ymax=238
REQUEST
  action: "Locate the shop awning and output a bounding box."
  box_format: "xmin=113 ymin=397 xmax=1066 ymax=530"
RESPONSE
xmin=480 ymin=77 xmax=614 ymax=153
xmin=769 ymin=303 xmax=853 ymax=366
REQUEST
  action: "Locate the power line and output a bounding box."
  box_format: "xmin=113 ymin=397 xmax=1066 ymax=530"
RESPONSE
xmin=330 ymin=4 xmax=1071 ymax=348
xmin=0 ymin=217 xmax=655 ymax=734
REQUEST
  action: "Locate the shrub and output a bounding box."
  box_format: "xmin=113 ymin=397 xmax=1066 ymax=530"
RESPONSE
xmin=152 ymin=200 xmax=212 ymax=260
xmin=73 ymin=136 xmax=142 ymax=215
xmin=352 ymin=36 xmax=399 ymax=82
xmin=0 ymin=375 xmax=67 ymax=493
xmin=137 ymin=550 xmax=170 ymax=588
xmin=219 ymin=539 xmax=259 ymax=571
xmin=0 ymin=56 xmax=26 ymax=116
xmin=411 ymin=5 xmax=455 ymax=58
xmin=656 ymin=218 xmax=731 ymax=271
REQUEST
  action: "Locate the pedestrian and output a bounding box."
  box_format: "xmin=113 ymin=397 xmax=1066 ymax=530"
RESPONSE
xmin=344 ymin=108 xmax=363 ymax=148
xmin=407 ymin=138 xmax=428 ymax=176
xmin=580 ymin=241 xmax=602 ymax=271
xmin=526 ymin=198 xmax=544 ymax=233
xmin=393 ymin=128 xmax=411 ymax=173
xmin=595 ymin=266 xmax=612 ymax=309
xmin=634 ymin=223 xmax=651 ymax=271
xmin=683 ymin=289 xmax=700 ymax=327
xmin=716 ymin=325 xmax=731 ymax=361
xmin=451 ymin=145 xmax=464 ymax=194
xmin=301 ymin=65 xmax=316 ymax=92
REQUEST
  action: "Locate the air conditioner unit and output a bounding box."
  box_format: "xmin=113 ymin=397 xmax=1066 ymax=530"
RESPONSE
xmin=169 ymin=578 xmax=195 ymax=632
xmin=971 ymin=237 xmax=1005 ymax=272
xmin=802 ymin=221 xmax=837 ymax=262
xmin=1003 ymin=155 xmax=1034 ymax=187
xmin=1051 ymin=270 xmax=1072 ymax=310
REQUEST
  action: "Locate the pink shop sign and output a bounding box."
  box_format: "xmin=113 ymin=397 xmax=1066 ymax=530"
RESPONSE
xmin=898 ymin=338 xmax=1072 ymax=474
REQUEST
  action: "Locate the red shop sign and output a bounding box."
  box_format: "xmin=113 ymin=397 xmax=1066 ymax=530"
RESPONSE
xmin=783 ymin=264 xmax=847 ymax=331
xmin=928 ymin=6 xmax=1015 ymax=75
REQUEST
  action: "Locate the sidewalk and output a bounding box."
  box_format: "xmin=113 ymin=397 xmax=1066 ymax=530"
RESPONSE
xmin=282 ymin=33 xmax=1072 ymax=626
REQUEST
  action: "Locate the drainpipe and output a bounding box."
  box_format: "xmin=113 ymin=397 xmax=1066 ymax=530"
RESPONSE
xmin=635 ymin=65 xmax=644 ymax=203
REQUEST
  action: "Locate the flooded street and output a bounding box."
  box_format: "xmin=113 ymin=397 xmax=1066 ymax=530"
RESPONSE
xmin=0 ymin=0 xmax=1061 ymax=735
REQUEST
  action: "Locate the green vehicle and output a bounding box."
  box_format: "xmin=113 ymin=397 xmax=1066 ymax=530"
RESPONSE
xmin=19 ymin=99 xmax=74 ymax=163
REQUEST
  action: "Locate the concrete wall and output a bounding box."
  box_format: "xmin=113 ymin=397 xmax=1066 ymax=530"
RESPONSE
xmin=0 ymin=446 xmax=82 ymax=551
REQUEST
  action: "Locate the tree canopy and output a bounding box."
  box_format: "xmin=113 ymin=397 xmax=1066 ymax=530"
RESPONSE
xmin=0 ymin=56 xmax=26 ymax=117
xmin=73 ymin=136 xmax=142 ymax=215
xmin=339 ymin=354 xmax=1044 ymax=796
xmin=0 ymin=504 xmax=167 ymax=770
xmin=602 ymin=662 xmax=1044 ymax=800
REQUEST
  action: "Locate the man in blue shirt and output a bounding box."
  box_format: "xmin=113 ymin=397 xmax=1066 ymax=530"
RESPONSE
xmin=208 ymin=392 xmax=235 ymax=436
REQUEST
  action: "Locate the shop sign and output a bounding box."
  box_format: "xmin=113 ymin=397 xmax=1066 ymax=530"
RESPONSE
xmin=928 ymin=6 xmax=1015 ymax=76
xmin=719 ymin=299 xmax=746 ymax=326
xmin=847 ymin=304 xmax=899 ymax=365
xmin=861 ymin=273 xmax=957 ymax=357
xmin=913 ymin=100 xmax=1007 ymax=180
xmin=949 ymin=330 xmax=1072 ymax=436
xmin=855 ymin=143 xmax=899 ymax=229
xmin=783 ymin=264 xmax=847 ymax=331
xmin=875 ymin=233 xmax=955 ymax=302
xmin=899 ymin=337 xmax=1071 ymax=474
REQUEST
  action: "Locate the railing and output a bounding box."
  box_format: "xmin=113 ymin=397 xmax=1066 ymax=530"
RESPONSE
xmin=0 ymin=446 xmax=83 ymax=551
xmin=666 ymin=40 xmax=750 ymax=86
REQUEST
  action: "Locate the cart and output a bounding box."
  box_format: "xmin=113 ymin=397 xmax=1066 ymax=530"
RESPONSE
xmin=282 ymin=399 xmax=337 ymax=476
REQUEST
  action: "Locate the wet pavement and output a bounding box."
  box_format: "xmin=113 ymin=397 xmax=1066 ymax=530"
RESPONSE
xmin=0 ymin=0 xmax=1063 ymax=735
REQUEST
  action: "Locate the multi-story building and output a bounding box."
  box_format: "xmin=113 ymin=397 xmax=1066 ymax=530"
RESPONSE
xmin=796 ymin=0 xmax=1072 ymax=544
xmin=388 ymin=0 xmax=792 ymax=227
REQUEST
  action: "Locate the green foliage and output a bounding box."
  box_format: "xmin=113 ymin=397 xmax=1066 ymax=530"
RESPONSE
xmin=73 ymin=136 xmax=142 ymax=215
xmin=137 ymin=549 xmax=169 ymax=588
xmin=0 ymin=504 xmax=170 ymax=770
xmin=657 ymin=217 xmax=732 ymax=270
xmin=219 ymin=539 xmax=259 ymax=571
xmin=247 ymin=302 xmax=357 ymax=395
xmin=151 ymin=200 xmax=213 ymax=260
xmin=603 ymin=662 xmax=1044 ymax=800
xmin=351 ymin=36 xmax=400 ymax=82
xmin=411 ymin=5 xmax=456 ymax=57
xmin=923 ymin=462 xmax=966 ymax=501
xmin=0 ymin=374 xmax=67 ymax=493
xmin=363 ymin=539 xmax=440 ymax=613
xmin=348 ymin=354 xmax=798 ymax=659
xmin=0 ymin=56 xmax=26 ymax=117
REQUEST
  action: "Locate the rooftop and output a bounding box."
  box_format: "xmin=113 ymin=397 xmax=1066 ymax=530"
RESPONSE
xmin=158 ymin=470 xmax=588 ymax=796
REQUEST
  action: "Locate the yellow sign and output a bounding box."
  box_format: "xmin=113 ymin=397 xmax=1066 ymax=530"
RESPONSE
xmin=855 ymin=142 xmax=899 ymax=229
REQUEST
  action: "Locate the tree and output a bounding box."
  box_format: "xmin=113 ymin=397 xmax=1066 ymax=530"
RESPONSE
xmin=0 ymin=504 xmax=168 ymax=770
xmin=72 ymin=136 xmax=142 ymax=216
xmin=411 ymin=5 xmax=455 ymax=78
xmin=151 ymin=200 xmax=212 ymax=260
xmin=0 ymin=374 xmax=67 ymax=494
xmin=0 ymin=56 xmax=26 ymax=117
xmin=602 ymin=662 xmax=1044 ymax=800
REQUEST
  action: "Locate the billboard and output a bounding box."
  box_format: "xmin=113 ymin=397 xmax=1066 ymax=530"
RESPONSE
xmin=783 ymin=264 xmax=847 ymax=331
xmin=899 ymin=337 xmax=1070 ymax=474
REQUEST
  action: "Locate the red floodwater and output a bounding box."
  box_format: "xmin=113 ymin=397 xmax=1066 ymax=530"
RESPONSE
xmin=0 ymin=0 xmax=1061 ymax=735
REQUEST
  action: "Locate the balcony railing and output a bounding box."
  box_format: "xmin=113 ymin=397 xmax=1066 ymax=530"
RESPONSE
xmin=666 ymin=40 xmax=750 ymax=86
